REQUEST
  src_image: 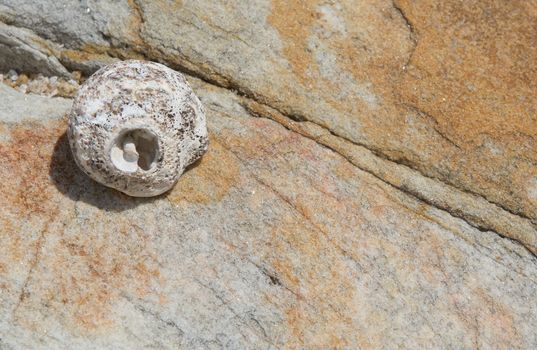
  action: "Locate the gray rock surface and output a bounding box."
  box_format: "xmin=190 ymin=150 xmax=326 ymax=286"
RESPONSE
xmin=0 ymin=0 xmax=535 ymax=247
xmin=0 ymin=1 xmax=536 ymax=349
xmin=0 ymin=22 xmax=69 ymax=77
xmin=0 ymin=83 xmax=71 ymax=124
xmin=1 ymin=79 xmax=536 ymax=349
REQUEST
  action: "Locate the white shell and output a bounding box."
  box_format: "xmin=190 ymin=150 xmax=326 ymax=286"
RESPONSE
xmin=68 ymin=60 xmax=208 ymax=197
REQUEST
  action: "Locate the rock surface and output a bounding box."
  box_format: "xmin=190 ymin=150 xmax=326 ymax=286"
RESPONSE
xmin=0 ymin=1 xmax=536 ymax=349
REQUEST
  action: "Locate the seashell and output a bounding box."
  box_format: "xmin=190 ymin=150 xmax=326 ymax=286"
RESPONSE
xmin=67 ymin=60 xmax=208 ymax=197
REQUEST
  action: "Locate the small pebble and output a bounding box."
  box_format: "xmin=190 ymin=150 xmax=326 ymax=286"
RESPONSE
xmin=18 ymin=84 xmax=27 ymax=93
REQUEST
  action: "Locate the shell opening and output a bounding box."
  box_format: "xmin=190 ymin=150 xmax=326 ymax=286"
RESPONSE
xmin=111 ymin=128 xmax=159 ymax=173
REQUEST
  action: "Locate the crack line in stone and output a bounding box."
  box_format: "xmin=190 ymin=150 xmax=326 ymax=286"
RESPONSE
xmin=1 ymin=17 xmax=534 ymax=258
xmin=242 ymin=102 xmax=536 ymax=259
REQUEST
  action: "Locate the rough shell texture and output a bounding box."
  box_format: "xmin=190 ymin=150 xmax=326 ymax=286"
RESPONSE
xmin=68 ymin=60 xmax=208 ymax=197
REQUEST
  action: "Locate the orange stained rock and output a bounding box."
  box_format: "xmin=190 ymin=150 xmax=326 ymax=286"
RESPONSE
xmin=167 ymin=136 xmax=240 ymax=204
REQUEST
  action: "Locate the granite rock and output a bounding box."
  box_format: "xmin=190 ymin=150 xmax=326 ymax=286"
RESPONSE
xmin=0 ymin=22 xmax=70 ymax=77
xmin=0 ymin=1 xmax=536 ymax=349
xmin=0 ymin=0 xmax=535 ymax=238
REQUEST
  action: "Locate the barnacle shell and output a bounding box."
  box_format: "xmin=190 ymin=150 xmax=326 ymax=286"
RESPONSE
xmin=67 ymin=60 xmax=208 ymax=197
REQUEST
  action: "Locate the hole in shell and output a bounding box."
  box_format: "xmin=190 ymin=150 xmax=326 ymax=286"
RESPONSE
xmin=110 ymin=128 xmax=159 ymax=173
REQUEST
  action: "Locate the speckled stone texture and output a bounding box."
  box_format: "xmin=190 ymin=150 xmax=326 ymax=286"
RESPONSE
xmin=68 ymin=60 xmax=208 ymax=197
xmin=0 ymin=1 xmax=536 ymax=349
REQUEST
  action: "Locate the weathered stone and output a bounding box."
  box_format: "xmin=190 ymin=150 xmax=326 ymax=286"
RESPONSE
xmin=0 ymin=0 xmax=536 ymax=348
xmin=0 ymin=83 xmax=71 ymax=125
xmin=0 ymin=0 xmax=535 ymax=225
xmin=0 ymin=22 xmax=70 ymax=77
xmin=137 ymin=0 xmax=537 ymax=223
xmin=0 ymin=79 xmax=536 ymax=349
